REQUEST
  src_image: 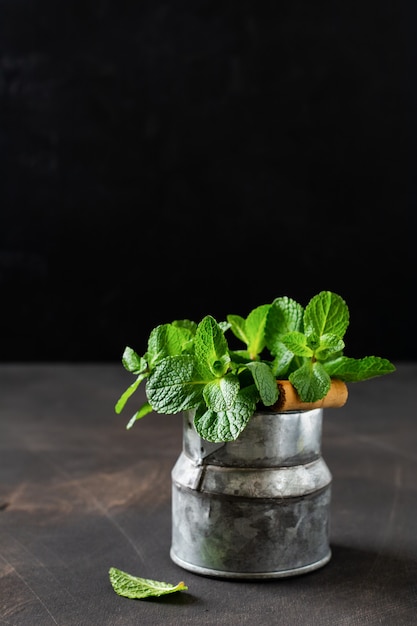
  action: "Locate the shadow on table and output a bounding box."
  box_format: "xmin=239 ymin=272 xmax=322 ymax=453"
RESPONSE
xmin=326 ymin=542 xmax=416 ymax=581
xmin=184 ymin=542 xmax=416 ymax=591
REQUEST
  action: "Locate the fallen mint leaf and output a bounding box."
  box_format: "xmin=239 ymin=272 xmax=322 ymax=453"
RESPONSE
xmin=109 ymin=567 xmax=188 ymax=599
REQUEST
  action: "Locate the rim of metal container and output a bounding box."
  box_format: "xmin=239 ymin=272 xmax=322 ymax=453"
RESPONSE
xmin=170 ymin=549 xmax=332 ymax=579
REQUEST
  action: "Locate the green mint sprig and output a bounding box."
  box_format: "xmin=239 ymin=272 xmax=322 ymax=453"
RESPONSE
xmin=109 ymin=567 xmax=188 ymax=599
xmin=115 ymin=291 xmax=396 ymax=443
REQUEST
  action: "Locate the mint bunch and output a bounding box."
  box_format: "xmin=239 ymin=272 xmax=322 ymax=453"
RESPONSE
xmin=115 ymin=291 xmax=395 ymax=443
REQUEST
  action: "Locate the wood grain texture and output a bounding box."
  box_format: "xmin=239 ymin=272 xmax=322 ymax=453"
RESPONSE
xmin=0 ymin=363 xmax=416 ymax=625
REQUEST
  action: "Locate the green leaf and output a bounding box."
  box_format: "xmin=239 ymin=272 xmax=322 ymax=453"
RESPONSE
xmin=147 ymin=324 xmax=194 ymax=369
xmin=289 ymin=361 xmax=331 ymax=402
xmin=264 ymin=297 xmax=304 ymax=376
xmin=227 ymin=314 xmax=248 ymax=344
xmin=172 ymin=319 xmax=197 ymax=334
xmin=202 ymin=374 xmax=240 ymax=412
xmin=228 ymin=305 xmax=271 ymax=359
xmin=265 ymin=296 xmax=304 ymax=354
xmin=122 ymin=347 xmax=147 ymax=374
xmin=323 ymin=355 xmax=396 ymax=381
xmin=126 ymin=402 xmax=153 ymax=429
xmin=314 ymin=333 xmax=345 ymax=361
xmin=270 ymin=345 xmax=297 ymax=378
xmin=194 ymin=316 xmax=230 ymax=378
xmin=218 ymin=320 xmax=231 ymax=333
xmin=109 ymin=567 xmax=188 ymax=600
xmin=281 ymin=331 xmax=314 ymax=357
xmin=303 ymin=291 xmax=349 ymax=340
xmin=244 ymin=304 xmax=271 ymax=359
xmin=228 ymin=349 xmax=251 ymax=363
xmin=194 ymin=387 xmax=258 ymax=442
xmin=115 ymin=373 xmax=148 ymax=414
xmin=116 ymin=290 xmax=396 ymax=445
xmin=245 ymin=361 xmax=279 ymax=406
xmin=146 ymin=355 xmax=206 ymax=414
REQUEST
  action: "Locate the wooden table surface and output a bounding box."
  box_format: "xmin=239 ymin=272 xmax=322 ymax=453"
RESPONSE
xmin=1 ymin=362 xmax=416 ymax=625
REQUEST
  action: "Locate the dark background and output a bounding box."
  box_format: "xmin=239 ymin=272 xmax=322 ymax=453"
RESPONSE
xmin=1 ymin=1 xmax=415 ymax=362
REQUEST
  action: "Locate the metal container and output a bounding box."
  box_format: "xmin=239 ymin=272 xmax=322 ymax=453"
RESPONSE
xmin=170 ymin=408 xmax=332 ymax=579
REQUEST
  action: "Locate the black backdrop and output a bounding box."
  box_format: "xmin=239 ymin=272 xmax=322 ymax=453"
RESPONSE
xmin=1 ymin=1 xmax=415 ymax=362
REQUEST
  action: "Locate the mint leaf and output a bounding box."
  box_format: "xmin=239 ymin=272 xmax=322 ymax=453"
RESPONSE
xmin=228 ymin=304 xmax=280 ymax=359
xmin=245 ymin=361 xmax=279 ymax=406
xmin=194 ymin=316 xmax=231 ymax=378
xmin=122 ymin=347 xmax=147 ymax=374
xmin=323 ymin=355 xmax=396 ymax=381
xmin=289 ymin=361 xmax=331 ymax=402
xmin=194 ymin=387 xmax=258 ymax=442
xmin=228 ymin=349 xmax=251 ymax=363
xmin=219 ymin=320 xmax=231 ymax=333
xmin=244 ymin=304 xmax=271 ymax=359
xmin=227 ymin=314 xmax=248 ymax=344
xmin=314 ymin=333 xmax=345 ymax=361
xmin=116 ymin=290 xmax=396 ymax=443
xmin=270 ymin=344 xmax=297 ymax=378
xmin=303 ymin=291 xmax=349 ymax=339
xmin=264 ymin=297 xmax=304 ymax=375
xmin=281 ymin=331 xmax=314 ymax=357
xmin=146 ymin=355 xmax=205 ymax=413
xmin=172 ymin=319 xmax=197 ymax=334
xmin=115 ymin=374 xmax=148 ymax=414
xmin=265 ymin=296 xmax=304 ymax=351
xmin=146 ymin=323 xmax=193 ymax=369
xmin=202 ymin=374 xmax=240 ymax=412
xmin=109 ymin=567 xmax=187 ymax=599
xmin=126 ymin=402 xmax=153 ymax=429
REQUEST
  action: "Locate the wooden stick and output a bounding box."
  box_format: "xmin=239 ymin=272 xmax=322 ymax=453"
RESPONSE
xmin=270 ymin=379 xmax=348 ymax=413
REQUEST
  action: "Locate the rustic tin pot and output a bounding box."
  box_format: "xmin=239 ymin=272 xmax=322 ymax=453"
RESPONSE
xmin=170 ymin=407 xmax=332 ymax=579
